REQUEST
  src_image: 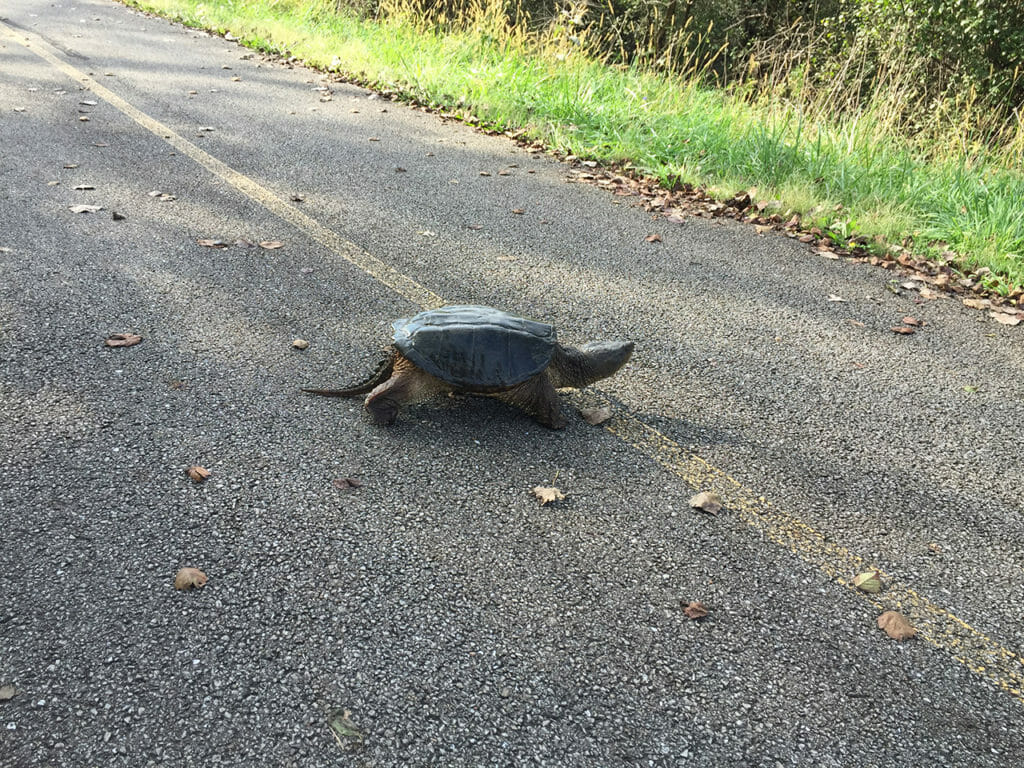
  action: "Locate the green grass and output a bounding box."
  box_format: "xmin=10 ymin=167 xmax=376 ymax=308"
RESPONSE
xmin=121 ymin=0 xmax=1024 ymax=291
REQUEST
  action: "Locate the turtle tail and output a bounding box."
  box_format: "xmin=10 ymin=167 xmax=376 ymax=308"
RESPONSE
xmin=302 ymin=348 xmax=396 ymax=398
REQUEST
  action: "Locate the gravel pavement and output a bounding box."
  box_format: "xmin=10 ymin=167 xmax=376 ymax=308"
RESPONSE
xmin=2 ymin=1 xmax=1023 ymax=766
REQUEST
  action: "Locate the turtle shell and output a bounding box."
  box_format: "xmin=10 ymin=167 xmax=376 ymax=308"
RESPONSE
xmin=392 ymin=305 xmax=556 ymax=389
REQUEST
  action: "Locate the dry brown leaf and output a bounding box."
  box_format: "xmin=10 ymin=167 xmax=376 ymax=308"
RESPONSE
xmin=292 ymin=338 xmax=309 ymax=350
xmin=174 ymin=567 xmax=208 ymax=591
xmin=259 ymin=240 xmax=285 ymax=250
xmin=853 ymin=570 xmax=882 ymax=593
xmin=580 ymin=406 xmax=612 ymax=425
xmin=333 ymin=477 xmax=362 ymax=490
xmin=532 ymin=486 xmax=565 ymax=506
xmin=689 ymin=491 xmax=722 ymax=515
xmin=69 ymin=204 xmax=103 ymax=214
xmin=927 ymin=542 xmax=943 ymax=555
xmin=991 ymin=312 xmax=1021 ymax=326
xmin=479 ymin=171 xmax=492 ymax=176
xmin=196 ymin=238 xmax=229 ymax=248
xmin=682 ymin=601 xmax=708 ymax=620
xmin=105 ymin=333 xmax=142 ymax=347
xmin=891 ymin=326 xmax=916 ymax=335
xmin=877 ymin=610 xmax=916 ymax=641
xmin=511 ymin=208 xmax=525 ymax=215
xmin=186 ymin=465 xmax=211 ymax=483
xmin=901 ymin=316 xmax=922 ymax=327
xmin=645 ymin=233 xmax=662 ymax=243
xmin=0 ymin=684 xmax=16 ymax=701
xmin=962 ymin=298 xmax=990 ymax=310
xmin=754 ymin=224 xmax=774 ymax=235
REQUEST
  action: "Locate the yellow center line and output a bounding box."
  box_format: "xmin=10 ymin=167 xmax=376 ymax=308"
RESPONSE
xmin=0 ymin=22 xmax=445 ymax=312
xmin=7 ymin=19 xmax=1023 ymax=704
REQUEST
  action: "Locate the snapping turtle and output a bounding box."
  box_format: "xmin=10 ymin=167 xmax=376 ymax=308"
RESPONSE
xmin=303 ymin=305 xmax=633 ymax=428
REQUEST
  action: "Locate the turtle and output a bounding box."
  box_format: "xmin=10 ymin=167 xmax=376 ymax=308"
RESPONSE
xmin=302 ymin=305 xmax=634 ymax=428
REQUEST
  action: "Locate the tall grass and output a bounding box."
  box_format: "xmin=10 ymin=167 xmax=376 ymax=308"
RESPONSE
xmin=123 ymin=0 xmax=1024 ymax=290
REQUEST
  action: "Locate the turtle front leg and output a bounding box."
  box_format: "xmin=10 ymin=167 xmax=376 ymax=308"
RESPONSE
xmin=492 ymin=372 xmax=566 ymax=429
xmin=364 ymin=354 xmax=447 ymax=425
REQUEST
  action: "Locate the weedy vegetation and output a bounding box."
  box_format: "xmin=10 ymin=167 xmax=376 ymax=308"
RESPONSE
xmin=124 ymin=0 xmax=1023 ymax=292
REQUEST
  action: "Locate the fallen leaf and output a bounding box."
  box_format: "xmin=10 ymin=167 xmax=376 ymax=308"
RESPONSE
xmin=196 ymin=238 xmax=229 ymax=248
xmin=754 ymin=224 xmax=773 ymax=235
xmin=0 ymin=684 xmax=16 ymax=701
xmin=259 ymin=240 xmax=285 ymax=250
xmin=368 ymin=137 xmax=380 ymax=142
xmin=63 ymin=163 xmax=79 ymax=169
xmin=645 ymin=233 xmax=662 ymax=243
xmin=919 ymin=288 xmax=938 ymax=300
xmin=104 ymin=332 xmax=142 ymax=347
xmin=498 ymin=169 xmax=512 ymax=176
xmin=682 ymin=601 xmax=708 ymax=620
xmin=479 ymin=171 xmax=492 ymax=176
xmin=962 ymin=298 xmax=990 ymax=310
xmin=580 ymin=406 xmax=612 ymax=425
xmin=901 ymin=316 xmax=922 ymax=327
xmin=991 ymin=312 xmax=1021 ymax=326
xmin=186 ymin=465 xmax=211 ymax=483
xmin=827 ymin=294 xmax=847 ymax=302
xmin=73 ymin=184 xmax=95 ymax=191
xmin=328 ymin=709 xmax=364 ymax=744
xmin=962 ymin=385 xmax=979 ymax=393
xmin=877 ymin=610 xmax=916 ymax=641
xmin=927 ymin=542 xmax=943 ymax=555
xmin=290 ymin=194 xmax=305 ymax=202
xmin=797 ymin=234 xmax=816 ymax=243
xmin=689 ymin=491 xmax=722 ymax=514
xmin=174 ymin=567 xmax=208 ymax=591
xmin=891 ymin=326 xmax=916 ymax=335
xmin=69 ymin=204 xmax=103 ymax=213
xmin=532 ymin=486 xmax=565 ymax=505
xmin=292 ymin=338 xmax=309 ymax=350
xmin=511 ymin=208 xmax=525 ymax=215
xmin=853 ymin=570 xmax=882 ymax=593
xmin=333 ymin=477 xmax=362 ymax=490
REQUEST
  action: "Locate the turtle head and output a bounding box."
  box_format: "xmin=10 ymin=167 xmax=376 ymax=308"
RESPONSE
xmin=550 ymin=341 xmax=634 ymax=388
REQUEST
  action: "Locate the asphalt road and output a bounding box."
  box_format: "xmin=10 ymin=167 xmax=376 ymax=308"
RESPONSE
xmin=1 ymin=1 xmax=1023 ymax=766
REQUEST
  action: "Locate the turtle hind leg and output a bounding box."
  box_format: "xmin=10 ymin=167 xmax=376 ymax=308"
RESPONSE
xmin=491 ymin=373 xmax=566 ymax=429
xmin=364 ymin=354 xmax=448 ymax=425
